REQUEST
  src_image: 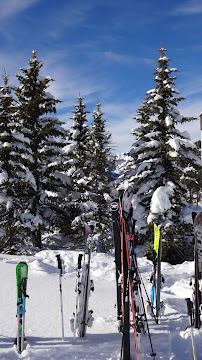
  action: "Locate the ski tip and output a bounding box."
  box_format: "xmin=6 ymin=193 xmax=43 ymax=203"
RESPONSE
xmin=85 ymin=221 xmax=95 ymax=235
xmin=84 ymin=223 xmax=91 ymax=235
xmin=192 ymin=212 xmax=198 ymax=223
xmin=193 ymin=212 xmax=202 ymax=227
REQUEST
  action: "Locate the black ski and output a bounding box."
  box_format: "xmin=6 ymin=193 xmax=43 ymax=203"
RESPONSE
xmin=112 ymin=190 xmax=156 ymax=360
xmin=193 ymin=212 xmax=202 ymax=329
xmin=111 ymin=199 xmax=122 ymax=321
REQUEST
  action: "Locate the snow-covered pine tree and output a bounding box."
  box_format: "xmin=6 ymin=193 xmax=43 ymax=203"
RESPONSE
xmin=120 ymin=46 xmax=202 ymax=262
xmin=64 ymin=95 xmax=96 ymax=242
xmin=15 ymin=50 xmax=69 ymax=248
xmin=181 ymin=140 xmax=202 ymax=205
xmin=91 ymin=100 xmax=115 ymax=251
xmin=0 ymin=72 xmax=33 ymax=252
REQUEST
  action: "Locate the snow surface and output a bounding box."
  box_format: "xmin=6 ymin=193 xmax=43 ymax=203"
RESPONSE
xmin=0 ymin=249 xmax=202 ymax=359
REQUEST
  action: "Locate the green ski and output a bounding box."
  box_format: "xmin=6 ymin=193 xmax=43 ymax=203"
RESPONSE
xmin=16 ymin=262 xmax=29 ymax=353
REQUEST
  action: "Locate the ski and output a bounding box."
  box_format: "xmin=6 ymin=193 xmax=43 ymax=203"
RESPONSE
xmin=72 ymin=253 xmax=83 ymax=337
xmin=193 ymin=212 xmax=202 ymax=329
xmin=120 ymin=194 xmax=130 ymax=360
xmin=122 ymin=191 xmax=156 ymax=359
xmin=150 ymin=224 xmax=164 ymax=324
xmin=111 ymin=199 xmax=122 ymax=321
xmin=71 ymin=222 xmax=95 ymax=337
xmin=155 ymin=224 xmax=161 ymax=322
xmin=16 ymin=262 xmax=29 ymax=354
xmin=112 ymin=190 xmax=156 ymax=360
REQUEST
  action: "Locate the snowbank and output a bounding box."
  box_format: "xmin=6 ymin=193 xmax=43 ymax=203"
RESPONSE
xmin=0 ymin=249 xmax=201 ymax=359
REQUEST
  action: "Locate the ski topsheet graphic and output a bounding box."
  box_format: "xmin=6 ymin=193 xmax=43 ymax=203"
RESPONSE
xmin=154 ymin=224 xmax=160 ymax=257
xmin=16 ymin=262 xmax=29 ymax=354
xmin=71 ymin=222 xmax=95 ymax=337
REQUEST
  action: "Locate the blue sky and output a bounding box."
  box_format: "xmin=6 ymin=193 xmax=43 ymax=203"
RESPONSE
xmin=0 ymin=0 xmax=202 ymax=153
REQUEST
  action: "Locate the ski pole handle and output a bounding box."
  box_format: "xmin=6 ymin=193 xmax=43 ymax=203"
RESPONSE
xmin=78 ymin=254 xmax=83 ymax=269
xmin=56 ymin=255 xmax=63 ymax=275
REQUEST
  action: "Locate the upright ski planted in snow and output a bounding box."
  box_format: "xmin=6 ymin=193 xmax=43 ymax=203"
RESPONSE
xmin=72 ymin=253 xmax=83 ymax=338
xmin=112 ymin=190 xmax=156 ymax=360
xmin=150 ymin=224 xmax=164 ymax=324
xmin=120 ymin=195 xmax=131 ymax=360
xmin=111 ymin=199 xmax=122 ymax=321
xmin=71 ymin=222 xmax=95 ymax=337
xmin=16 ymin=262 xmax=29 ymax=354
xmin=193 ymin=212 xmax=202 ymax=329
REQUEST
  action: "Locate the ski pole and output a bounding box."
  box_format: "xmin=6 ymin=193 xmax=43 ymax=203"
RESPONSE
xmin=132 ymin=253 xmax=156 ymax=358
xmin=56 ymin=254 xmax=65 ymax=340
xmin=185 ymin=298 xmax=197 ymax=360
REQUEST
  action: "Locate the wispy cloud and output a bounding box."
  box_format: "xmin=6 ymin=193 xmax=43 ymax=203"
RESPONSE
xmin=103 ymin=51 xmax=153 ymax=65
xmin=102 ymin=101 xmax=140 ymax=153
xmin=0 ymin=0 xmax=40 ymax=20
xmin=174 ymin=0 xmax=202 ymax=15
xmin=179 ymin=75 xmax=202 ymax=98
xmin=47 ymin=1 xmax=96 ymax=39
xmin=103 ymin=51 xmax=132 ymax=64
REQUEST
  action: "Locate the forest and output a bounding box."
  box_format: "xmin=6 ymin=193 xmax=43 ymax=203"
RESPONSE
xmin=0 ymin=47 xmax=201 ymax=263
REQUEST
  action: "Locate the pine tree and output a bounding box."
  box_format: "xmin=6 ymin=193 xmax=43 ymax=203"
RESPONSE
xmin=181 ymin=140 xmax=202 ymax=205
xmin=91 ymin=100 xmax=115 ymax=251
xmin=15 ymin=50 xmax=69 ymax=248
xmin=64 ymin=95 xmax=96 ymax=241
xmin=120 ymin=46 xmax=202 ymax=262
xmin=0 ymin=72 xmax=33 ymax=252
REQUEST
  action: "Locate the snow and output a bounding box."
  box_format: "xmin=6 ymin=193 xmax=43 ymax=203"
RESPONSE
xmin=159 ymin=56 xmax=169 ymax=61
xmin=148 ymin=182 xmax=175 ymax=224
xmin=0 ymin=249 xmax=202 ymax=359
xmin=63 ymin=143 xmax=76 ymax=154
xmin=44 ymin=92 xmax=55 ymax=100
xmin=0 ymin=171 xmax=8 ymax=184
xmin=20 ymin=212 xmax=43 ymax=229
xmin=12 ymin=132 xmax=30 ymax=144
xmin=165 ymin=116 xmax=173 ymax=127
xmin=25 ymin=169 xmax=36 ymax=188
